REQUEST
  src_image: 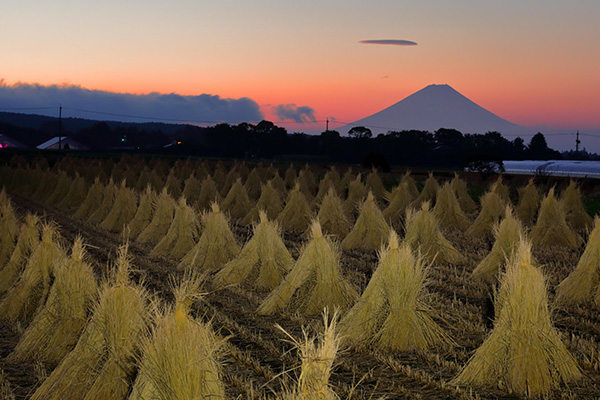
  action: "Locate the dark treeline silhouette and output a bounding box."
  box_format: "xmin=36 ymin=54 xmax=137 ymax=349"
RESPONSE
xmin=0 ymin=113 xmax=566 ymax=169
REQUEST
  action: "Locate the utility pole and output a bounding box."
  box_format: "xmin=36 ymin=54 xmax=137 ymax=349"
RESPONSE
xmin=576 ymin=130 xmax=580 ymax=152
xmin=326 ymin=118 xmax=329 ymax=132
xmin=58 ymin=104 xmax=62 ymax=150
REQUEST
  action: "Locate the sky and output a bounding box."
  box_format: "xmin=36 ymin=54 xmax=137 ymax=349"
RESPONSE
xmin=1 ymin=0 xmax=599 ymax=150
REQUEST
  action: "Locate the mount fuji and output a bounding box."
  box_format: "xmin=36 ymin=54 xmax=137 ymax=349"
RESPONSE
xmin=337 ymin=84 xmax=534 ymax=137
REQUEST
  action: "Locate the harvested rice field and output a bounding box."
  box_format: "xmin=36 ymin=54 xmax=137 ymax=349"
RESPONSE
xmin=1 ymin=154 xmax=600 ymax=399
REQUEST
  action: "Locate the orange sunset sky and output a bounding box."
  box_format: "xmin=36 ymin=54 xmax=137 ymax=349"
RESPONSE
xmin=1 ymin=0 xmax=599 ymax=141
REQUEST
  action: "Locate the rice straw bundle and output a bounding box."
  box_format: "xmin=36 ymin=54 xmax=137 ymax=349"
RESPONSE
xmin=0 ymin=194 xmax=19 ymax=266
xmin=74 ymin=177 xmax=104 ymax=220
xmin=450 ymin=174 xmax=477 ymax=214
xmin=130 ymin=274 xmax=225 ymax=400
xmin=489 ymin=177 xmax=511 ymax=205
xmin=411 ymin=173 xmax=440 ymax=209
xmin=220 ymin=165 xmax=239 ymax=197
xmin=30 ymin=244 xmax=150 ymax=400
xmin=182 ymin=174 xmax=202 ymax=204
xmin=531 ymin=188 xmax=580 ymax=249
xmin=196 ymin=175 xmax=221 ymax=212
xmin=466 ymin=192 xmax=506 ymax=238
xmin=404 ymin=203 xmax=465 ymax=264
xmin=164 ymin=169 xmax=182 ymax=199
xmin=341 ymin=191 xmax=389 ymax=251
xmin=8 ymin=237 xmax=98 ymax=366
xmin=560 ymin=180 xmax=593 ymax=231
xmin=134 ymin=168 xmax=152 ymax=192
xmin=270 ymin=171 xmax=287 ymax=194
xmin=343 ymin=174 xmax=366 ymax=215
xmin=515 ymin=178 xmax=540 ymax=225
xmin=277 ymin=183 xmax=313 ymax=232
xmin=338 ymin=168 xmax=354 ymax=194
xmin=148 ymin=168 xmax=165 ymax=192
xmin=277 ymin=312 xmax=340 ymax=400
xmin=556 ymin=217 xmax=600 ymax=305
xmin=87 ymin=179 xmax=117 ymax=224
xmin=214 ymin=211 xmax=293 ymax=291
xmin=340 ymin=231 xmax=453 ymax=351
xmin=179 ymin=203 xmax=239 ymax=272
xmin=453 ymin=240 xmax=581 ymax=397
xmin=150 ymin=197 xmax=200 ymax=260
xmin=432 ymin=182 xmax=471 ymax=231
xmin=258 ymin=221 xmax=357 ymax=316
xmin=401 ymin=171 xmax=420 ymax=199
xmin=211 ymin=164 xmax=226 ymax=190
xmin=47 ymin=172 xmax=72 ymax=205
xmin=245 ymin=167 xmax=263 ymax=200
xmin=284 ymin=164 xmax=297 ymax=189
xmin=315 ymin=188 xmax=351 ymax=239
xmin=32 ymin=170 xmax=58 ymax=200
xmin=100 ymin=181 xmax=138 ymax=232
xmin=472 ymin=207 xmax=524 ymax=283
xmin=137 ymin=188 xmax=176 ymax=245
xmin=127 ymin=186 xmax=156 ymax=240
xmin=314 ymin=176 xmax=337 ymax=207
xmin=220 ymin=178 xmax=253 ymax=220
xmin=382 ymin=182 xmax=413 ymax=228
xmin=243 ymin=180 xmax=283 ymax=225
xmin=365 ymin=168 xmax=388 ymax=200
xmin=298 ymin=167 xmax=317 ymax=198
xmin=57 ymin=173 xmax=88 ymax=209
xmin=0 ymin=214 xmax=40 ymax=295
xmin=0 ymin=223 xmax=65 ymax=327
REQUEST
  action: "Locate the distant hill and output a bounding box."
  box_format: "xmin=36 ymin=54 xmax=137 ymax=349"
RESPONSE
xmin=337 ymin=84 xmax=534 ymax=137
xmin=0 ymin=111 xmax=187 ymax=135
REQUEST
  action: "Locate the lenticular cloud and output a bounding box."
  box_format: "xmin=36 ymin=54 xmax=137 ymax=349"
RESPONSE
xmin=360 ymin=39 xmax=417 ymax=46
xmin=0 ymin=80 xmax=263 ymax=124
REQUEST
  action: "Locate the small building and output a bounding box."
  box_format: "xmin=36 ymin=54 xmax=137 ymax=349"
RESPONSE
xmin=0 ymin=134 xmax=28 ymax=149
xmin=36 ymin=136 xmax=89 ymax=151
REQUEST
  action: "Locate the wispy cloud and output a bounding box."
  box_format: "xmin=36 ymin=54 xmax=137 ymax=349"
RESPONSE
xmin=360 ymin=39 xmax=417 ymax=46
xmin=0 ymin=80 xmax=263 ymax=123
xmin=273 ymin=104 xmax=316 ymax=123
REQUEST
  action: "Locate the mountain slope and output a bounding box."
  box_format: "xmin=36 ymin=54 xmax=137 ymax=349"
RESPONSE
xmin=338 ymin=84 xmax=533 ymax=136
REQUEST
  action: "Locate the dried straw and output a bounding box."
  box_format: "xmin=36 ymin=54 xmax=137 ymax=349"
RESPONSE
xmin=432 ymin=182 xmax=471 ymax=231
xmin=340 ymin=231 xmax=453 ymax=351
xmin=196 ymin=175 xmax=221 ymax=212
xmin=100 ymin=180 xmax=138 ymax=232
xmin=0 ymin=195 xmax=19 ymax=266
xmin=182 ymin=174 xmax=202 ymax=204
xmin=343 ymin=174 xmax=366 ymax=216
xmin=556 ymin=217 xmax=600 ymax=305
xmin=560 ymin=180 xmax=593 ymax=231
xmin=277 ymin=183 xmax=313 ymax=232
xmin=220 ymin=178 xmax=253 ymax=220
xmin=404 ymin=202 xmax=465 ymax=264
xmin=531 ymin=187 xmax=581 ymax=249
xmin=243 ymin=180 xmax=283 ymax=225
xmin=466 ymin=192 xmax=506 ymax=238
xmin=411 ymin=173 xmax=439 ymax=209
xmin=0 ymin=223 xmax=65 ymax=327
xmin=127 ymin=186 xmax=156 ymax=239
xmin=453 ymin=240 xmax=581 ymax=397
xmin=150 ymin=197 xmax=201 ymax=260
xmin=450 ymin=173 xmax=477 ymax=214
xmin=214 ymin=211 xmax=293 ymax=291
xmin=137 ymin=188 xmax=176 ymax=245
xmin=245 ymin=167 xmax=263 ymax=200
xmin=472 ymin=207 xmax=524 ymax=283
xmin=0 ymin=214 xmax=40 ymax=296
xmin=365 ymin=168 xmax=388 ymax=200
xmin=315 ymin=188 xmax=351 ymax=239
xmin=87 ymin=179 xmax=117 ymax=224
xmin=515 ymin=178 xmax=540 ymax=224
xmin=8 ymin=237 xmax=98 ymax=366
xmin=489 ymin=177 xmax=511 ymax=205
xmin=341 ymin=192 xmax=389 ymax=251
xmin=258 ymin=221 xmax=357 ymax=316
xmin=179 ymin=203 xmax=240 ymax=272
xmin=130 ymin=273 xmax=225 ymax=400
xmin=74 ymin=177 xmax=104 ymax=220
xmin=30 ymin=244 xmax=150 ymax=400
xmin=57 ymin=173 xmax=87 ymax=209
xmin=382 ymin=182 xmax=413 ymax=228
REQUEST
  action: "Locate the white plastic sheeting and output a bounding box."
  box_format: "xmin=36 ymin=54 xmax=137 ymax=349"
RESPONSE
xmin=503 ymin=160 xmax=600 ymax=179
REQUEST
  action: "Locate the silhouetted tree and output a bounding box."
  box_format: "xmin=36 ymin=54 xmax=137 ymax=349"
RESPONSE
xmin=348 ymin=126 xmax=372 ymax=139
